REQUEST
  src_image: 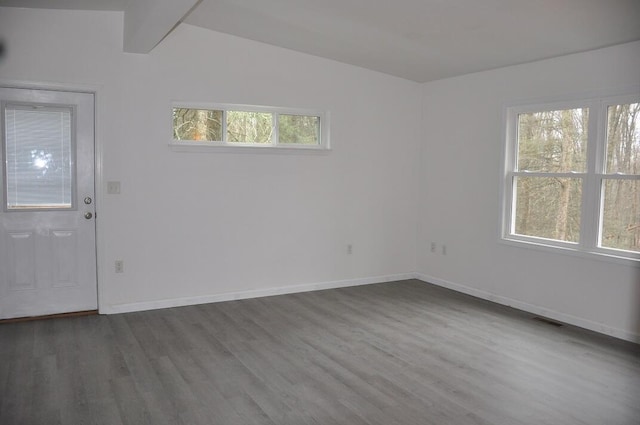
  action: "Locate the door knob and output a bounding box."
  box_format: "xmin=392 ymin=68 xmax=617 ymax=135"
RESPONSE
xmin=84 ymin=197 xmax=92 ymax=205
xmin=84 ymin=212 xmax=93 ymax=219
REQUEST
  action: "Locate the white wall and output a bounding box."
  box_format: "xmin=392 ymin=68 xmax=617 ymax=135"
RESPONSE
xmin=0 ymin=8 xmax=421 ymax=311
xmin=1 ymin=7 xmax=638 ymax=342
xmin=418 ymin=41 xmax=640 ymax=341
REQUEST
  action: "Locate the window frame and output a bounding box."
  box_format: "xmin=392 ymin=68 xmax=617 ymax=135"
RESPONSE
xmin=501 ymin=93 xmax=640 ymax=264
xmin=170 ymin=102 xmax=330 ymax=153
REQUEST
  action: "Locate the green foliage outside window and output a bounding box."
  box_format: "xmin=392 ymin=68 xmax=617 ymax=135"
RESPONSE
xmin=278 ymin=115 xmax=319 ymax=145
xmin=512 ymin=103 xmax=639 ymax=253
xmin=601 ymin=103 xmax=640 ymax=252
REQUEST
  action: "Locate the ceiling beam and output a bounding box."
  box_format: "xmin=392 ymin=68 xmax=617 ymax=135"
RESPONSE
xmin=123 ymin=0 xmax=200 ymax=53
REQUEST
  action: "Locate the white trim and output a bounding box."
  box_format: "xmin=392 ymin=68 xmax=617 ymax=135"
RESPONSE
xmin=169 ymin=141 xmax=331 ymax=154
xmin=93 ymin=87 xmax=106 ymax=317
xmin=103 ymin=270 xmax=640 ymax=343
xmin=101 ymin=273 xmax=416 ymax=314
xmin=0 ymin=79 xmax=100 ymax=95
xmin=500 ymin=91 xmax=640 ymax=263
xmin=415 ymin=273 xmax=640 ymax=344
xmin=172 ymin=102 xmax=324 ymax=116
xmin=504 ymin=84 xmax=640 ymax=110
xmin=499 ymin=236 xmax=640 ymax=266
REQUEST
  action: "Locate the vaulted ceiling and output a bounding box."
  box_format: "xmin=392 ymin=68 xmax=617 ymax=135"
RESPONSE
xmin=2 ymin=0 xmax=640 ymax=82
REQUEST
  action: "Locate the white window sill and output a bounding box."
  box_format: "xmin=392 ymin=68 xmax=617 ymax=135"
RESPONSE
xmin=169 ymin=142 xmax=331 ymax=155
xmin=500 ymin=237 xmax=640 ymax=267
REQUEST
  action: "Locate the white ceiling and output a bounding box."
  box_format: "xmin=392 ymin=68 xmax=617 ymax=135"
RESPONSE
xmin=2 ymin=0 xmax=640 ymax=82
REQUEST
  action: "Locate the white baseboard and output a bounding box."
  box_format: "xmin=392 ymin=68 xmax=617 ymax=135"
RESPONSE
xmin=101 ymin=273 xmax=416 ymax=315
xmin=415 ymin=273 xmax=640 ymax=344
xmin=101 ymin=271 xmax=639 ymax=344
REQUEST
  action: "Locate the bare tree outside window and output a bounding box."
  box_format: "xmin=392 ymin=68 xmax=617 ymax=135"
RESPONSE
xmin=173 ymin=108 xmax=223 ymax=141
xmin=514 ymin=108 xmax=587 ymax=243
xmin=601 ymin=103 xmax=640 ymax=252
xmin=505 ymin=99 xmax=639 ymax=258
xmin=171 ymin=106 xmax=324 ymax=149
xmin=226 ymin=111 xmax=273 ymax=144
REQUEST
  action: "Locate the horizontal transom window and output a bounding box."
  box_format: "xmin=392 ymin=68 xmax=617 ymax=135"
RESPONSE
xmin=171 ymin=103 xmax=328 ymax=151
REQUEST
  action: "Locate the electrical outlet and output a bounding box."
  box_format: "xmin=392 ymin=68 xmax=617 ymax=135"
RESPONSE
xmin=430 ymin=242 xmax=436 ymax=253
xmin=347 ymin=244 xmax=353 ymax=254
xmin=115 ymin=260 xmax=124 ymax=273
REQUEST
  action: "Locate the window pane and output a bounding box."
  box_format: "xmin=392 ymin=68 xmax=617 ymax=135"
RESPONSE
xmin=601 ymin=179 xmax=640 ymax=252
xmin=513 ymin=176 xmax=582 ymax=242
xmin=606 ymin=103 xmax=640 ymax=175
xmin=278 ymin=114 xmax=319 ymax=145
xmin=4 ymin=105 xmax=73 ymax=209
xmin=517 ymin=108 xmax=588 ymax=172
xmin=227 ymin=111 xmax=273 ymax=144
xmin=172 ymin=108 xmax=222 ymax=141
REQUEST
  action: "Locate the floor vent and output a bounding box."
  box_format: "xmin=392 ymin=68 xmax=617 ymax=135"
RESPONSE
xmin=532 ymin=317 xmax=564 ymax=327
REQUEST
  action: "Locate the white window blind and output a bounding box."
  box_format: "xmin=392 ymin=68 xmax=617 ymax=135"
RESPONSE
xmin=3 ymin=104 xmax=74 ymax=210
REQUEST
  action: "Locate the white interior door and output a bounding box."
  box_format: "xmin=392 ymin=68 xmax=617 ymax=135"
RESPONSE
xmin=0 ymin=87 xmax=97 ymax=319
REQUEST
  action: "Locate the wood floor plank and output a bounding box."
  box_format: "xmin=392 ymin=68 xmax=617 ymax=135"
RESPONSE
xmin=1 ymin=279 xmax=639 ymax=425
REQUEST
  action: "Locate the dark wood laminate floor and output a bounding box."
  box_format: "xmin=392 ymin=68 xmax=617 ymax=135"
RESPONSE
xmin=1 ymin=279 xmax=639 ymax=425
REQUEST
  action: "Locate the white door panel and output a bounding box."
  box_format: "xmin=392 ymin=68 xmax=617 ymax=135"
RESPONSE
xmin=0 ymin=88 xmax=96 ymax=319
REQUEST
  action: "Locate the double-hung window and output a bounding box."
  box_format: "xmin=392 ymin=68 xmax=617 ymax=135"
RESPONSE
xmin=502 ymin=95 xmax=640 ymax=262
xmin=171 ymin=103 xmax=328 ymax=151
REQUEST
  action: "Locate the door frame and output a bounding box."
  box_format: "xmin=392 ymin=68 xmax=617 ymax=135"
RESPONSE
xmin=1 ymin=79 xmax=105 ymax=314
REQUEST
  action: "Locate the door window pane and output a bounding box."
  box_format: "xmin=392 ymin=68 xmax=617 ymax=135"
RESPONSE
xmin=4 ymin=105 xmax=74 ymax=209
xmin=517 ymin=108 xmax=588 ymax=172
xmin=600 ymin=179 xmax=640 ymax=252
xmin=605 ymin=103 xmax=640 ymax=175
xmin=513 ymin=176 xmax=582 ymax=243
